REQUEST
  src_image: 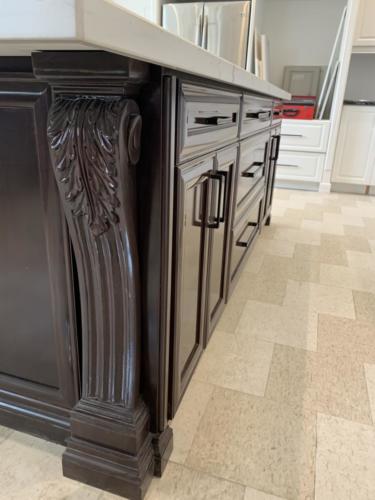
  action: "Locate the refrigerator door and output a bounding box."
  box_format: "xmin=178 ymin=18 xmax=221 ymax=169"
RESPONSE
xmin=204 ymin=1 xmax=251 ymax=68
xmin=162 ymin=3 xmax=204 ymax=47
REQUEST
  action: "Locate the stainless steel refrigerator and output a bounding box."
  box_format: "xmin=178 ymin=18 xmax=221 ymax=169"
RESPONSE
xmin=162 ymin=1 xmax=252 ymax=69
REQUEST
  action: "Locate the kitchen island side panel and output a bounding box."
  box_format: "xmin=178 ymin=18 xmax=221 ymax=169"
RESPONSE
xmin=0 ymin=59 xmax=80 ymax=443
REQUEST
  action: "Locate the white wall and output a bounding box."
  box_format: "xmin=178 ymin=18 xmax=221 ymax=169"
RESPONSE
xmin=345 ymin=54 xmax=375 ymax=101
xmin=261 ymin=0 xmax=347 ymax=89
xmin=113 ymin=0 xmax=161 ymax=24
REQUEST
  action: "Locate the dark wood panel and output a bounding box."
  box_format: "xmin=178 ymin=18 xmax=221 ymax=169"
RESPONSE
xmin=0 ymin=73 xmax=80 ymax=442
xmin=137 ymin=69 xmax=175 ymax=474
xmin=205 ymin=145 xmax=237 ymax=342
xmin=0 ymin=105 xmax=58 ymax=387
xmin=170 ymin=155 xmax=214 ymax=416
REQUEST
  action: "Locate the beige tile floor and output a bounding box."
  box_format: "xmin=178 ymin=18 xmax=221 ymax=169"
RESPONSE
xmin=2 ymin=188 xmax=375 ymax=499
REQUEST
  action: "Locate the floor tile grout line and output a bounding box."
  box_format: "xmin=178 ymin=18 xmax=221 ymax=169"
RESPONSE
xmin=362 ymin=362 xmax=375 ymax=427
xmin=168 ymin=457 xmax=249 ymax=490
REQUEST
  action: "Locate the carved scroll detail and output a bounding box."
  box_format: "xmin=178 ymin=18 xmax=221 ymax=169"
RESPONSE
xmin=48 ymin=96 xmax=135 ymax=237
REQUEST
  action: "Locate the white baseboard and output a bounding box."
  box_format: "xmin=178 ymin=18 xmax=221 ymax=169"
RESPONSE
xmin=275 ymin=179 xmax=320 ymax=191
xmin=319 ymin=182 xmax=332 ymax=193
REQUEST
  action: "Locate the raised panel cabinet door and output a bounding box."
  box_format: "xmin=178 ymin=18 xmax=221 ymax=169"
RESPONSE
xmin=205 ymin=146 xmax=237 ymax=342
xmin=332 ymin=106 xmax=375 ymax=185
xmin=282 ymin=66 xmax=321 ymax=96
xmin=0 ymin=77 xmax=80 ymax=441
xmin=170 ymin=156 xmax=213 ymax=416
xmin=354 ymin=0 xmax=375 ymax=47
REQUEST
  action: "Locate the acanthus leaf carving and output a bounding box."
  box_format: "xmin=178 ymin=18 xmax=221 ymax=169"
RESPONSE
xmin=47 ymin=96 xmax=125 ymax=237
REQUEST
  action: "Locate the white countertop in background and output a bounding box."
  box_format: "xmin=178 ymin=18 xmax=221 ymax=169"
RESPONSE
xmin=0 ymin=0 xmax=290 ymax=100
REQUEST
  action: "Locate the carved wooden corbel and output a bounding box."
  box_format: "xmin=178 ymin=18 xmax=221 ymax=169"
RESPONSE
xmin=47 ymin=94 xmax=153 ymax=500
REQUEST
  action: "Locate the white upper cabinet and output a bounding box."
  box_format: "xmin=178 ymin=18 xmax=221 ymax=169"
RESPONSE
xmin=332 ymin=106 xmax=375 ymax=185
xmin=354 ymin=0 xmax=375 ymax=48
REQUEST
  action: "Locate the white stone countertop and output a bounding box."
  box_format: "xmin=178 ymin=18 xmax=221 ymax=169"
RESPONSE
xmin=0 ymin=0 xmax=291 ymax=100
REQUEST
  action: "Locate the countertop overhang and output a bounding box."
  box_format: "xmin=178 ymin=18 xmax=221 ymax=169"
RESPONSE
xmin=1 ymin=0 xmax=290 ymax=101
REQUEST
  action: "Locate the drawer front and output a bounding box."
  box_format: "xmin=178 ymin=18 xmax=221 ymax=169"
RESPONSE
xmin=177 ymin=83 xmax=241 ymax=163
xmin=241 ymin=95 xmax=273 ymax=138
xmin=272 ymin=101 xmax=283 ymax=126
xmin=235 ymin=130 xmax=269 ymax=221
xmin=280 ymin=120 xmax=330 ymax=152
xmin=230 ymin=185 xmax=264 ymax=281
xmin=276 ymin=151 xmax=325 ymax=182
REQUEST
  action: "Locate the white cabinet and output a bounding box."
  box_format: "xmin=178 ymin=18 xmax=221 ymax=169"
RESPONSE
xmin=332 ymin=106 xmax=375 ymax=185
xmin=354 ymin=0 xmax=375 ymax=49
xmin=275 ymin=119 xmax=330 ymax=189
xmin=277 ymin=151 xmax=325 ymax=182
xmin=280 ymin=120 xmax=330 ymax=152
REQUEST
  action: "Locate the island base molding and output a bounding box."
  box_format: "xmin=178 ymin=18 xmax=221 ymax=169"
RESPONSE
xmin=152 ymin=426 xmax=174 ymax=477
xmin=63 ymin=401 xmax=153 ymax=500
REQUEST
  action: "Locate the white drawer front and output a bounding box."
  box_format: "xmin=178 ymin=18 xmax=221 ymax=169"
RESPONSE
xmin=276 ymin=151 xmax=325 ymax=182
xmin=280 ymin=120 xmax=330 ymax=152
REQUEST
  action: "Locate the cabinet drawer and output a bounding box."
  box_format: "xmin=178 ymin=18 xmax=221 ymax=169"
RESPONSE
xmin=177 ymin=83 xmax=241 ymax=163
xmin=280 ymin=120 xmax=330 ymax=152
xmin=272 ymin=101 xmax=283 ymax=126
xmin=241 ymin=95 xmax=273 ymax=138
xmin=235 ymin=130 xmax=269 ymax=222
xmin=276 ymin=151 xmax=325 ymax=182
xmin=230 ymin=183 xmax=264 ymax=282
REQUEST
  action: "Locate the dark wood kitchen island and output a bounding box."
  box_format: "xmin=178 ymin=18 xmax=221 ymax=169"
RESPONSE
xmin=0 ymin=2 xmax=289 ymax=499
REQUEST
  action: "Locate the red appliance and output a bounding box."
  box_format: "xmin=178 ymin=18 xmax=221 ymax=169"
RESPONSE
xmin=280 ymin=96 xmax=316 ymax=120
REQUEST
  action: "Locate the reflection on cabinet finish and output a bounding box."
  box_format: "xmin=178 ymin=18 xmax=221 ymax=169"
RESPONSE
xmin=177 ymin=83 xmax=241 ymax=163
xmin=170 ymin=156 xmax=213 ymax=414
xmin=206 ymin=146 xmax=237 ymax=342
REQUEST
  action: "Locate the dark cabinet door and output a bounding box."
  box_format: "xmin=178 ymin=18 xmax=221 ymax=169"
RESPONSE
xmin=170 ymin=156 xmax=213 ymax=415
xmin=264 ymin=127 xmax=281 ymax=224
xmin=205 ymin=146 xmax=237 ymax=342
xmin=0 ymin=77 xmax=80 ymax=442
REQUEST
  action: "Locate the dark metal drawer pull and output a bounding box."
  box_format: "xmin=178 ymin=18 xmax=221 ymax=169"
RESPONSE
xmin=246 ymin=111 xmax=271 ymax=121
xmin=206 ymin=173 xmax=223 ymax=230
xmin=271 ymin=135 xmax=281 ymax=162
xmin=281 ymin=133 xmax=303 ymax=138
xmin=195 ymin=114 xmax=236 ymax=126
xmin=217 ymin=170 xmax=228 ymax=223
xmin=242 ymin=161 xmax=263 ymax=178
xmin=278 ymin=163 xmax=299 ymax=168
xmin=192 ymin=174 xmax=210 ymax=227
xmin=236 ymin=222 xmax=258 ymax=248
